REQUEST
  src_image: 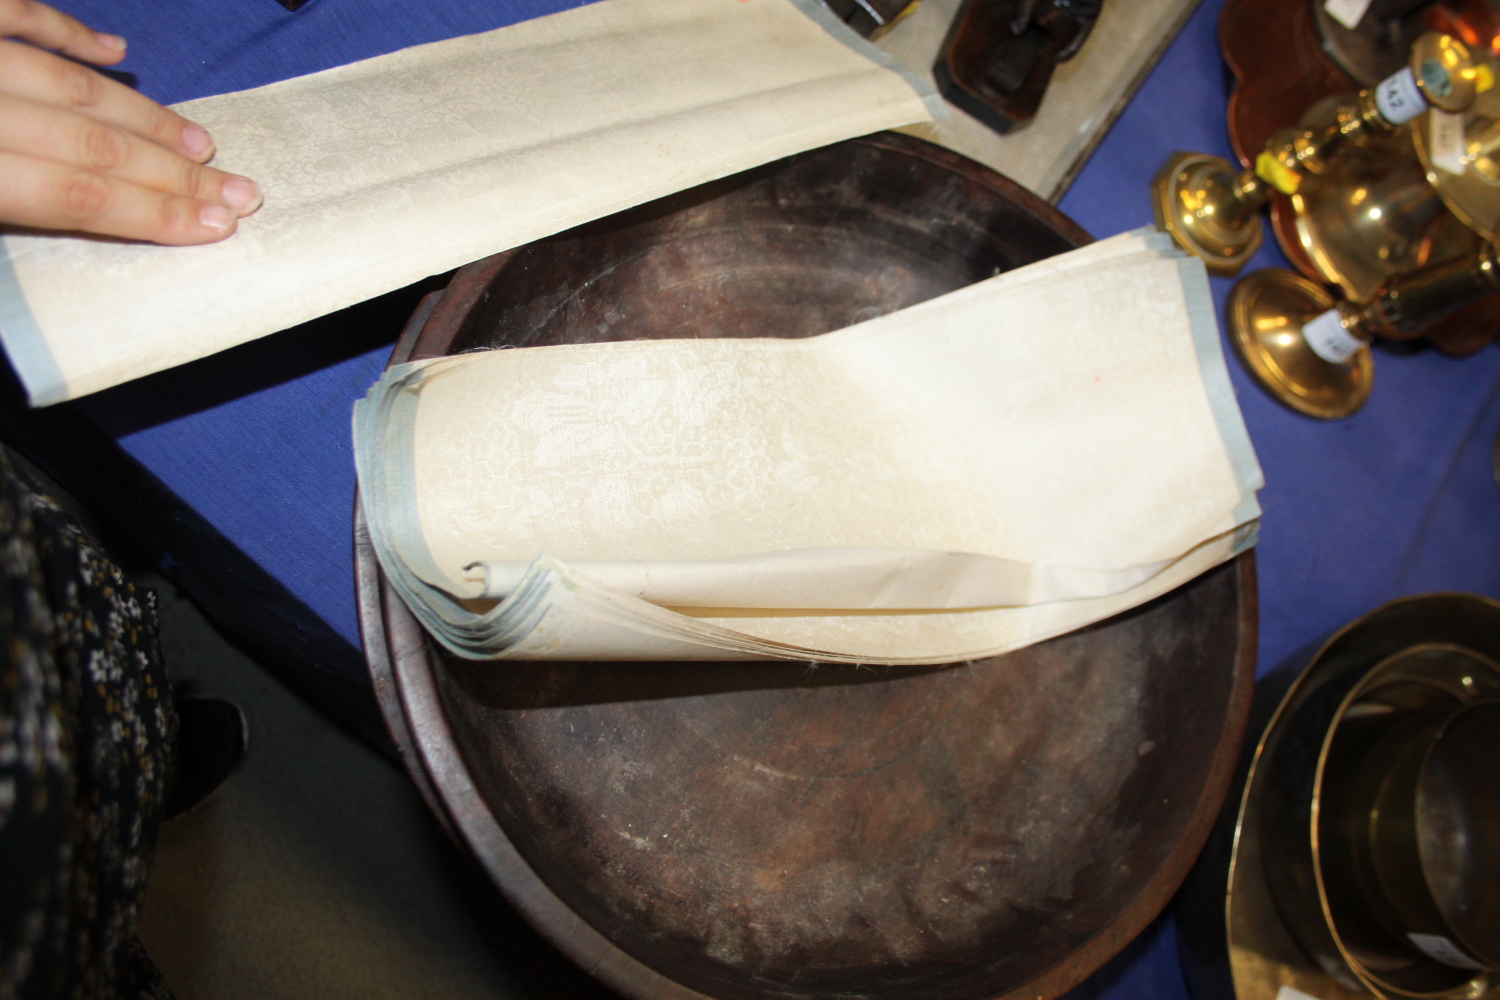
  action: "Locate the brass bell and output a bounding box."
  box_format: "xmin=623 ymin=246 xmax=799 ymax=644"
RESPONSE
xmin=1152 ymin=33 xmax=1483 ymax=276
xmin=1228 ymin=240 xmax=1500 ymax=418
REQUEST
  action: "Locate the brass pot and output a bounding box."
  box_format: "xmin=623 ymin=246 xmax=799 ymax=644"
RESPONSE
xmin=1260 ymin=637 xmax=1500 ymax=998
xmin=1176 ymin=594 xmax=1500 ymax=1000
xmin=1334 ymin=698 xmax=1500 ymax=976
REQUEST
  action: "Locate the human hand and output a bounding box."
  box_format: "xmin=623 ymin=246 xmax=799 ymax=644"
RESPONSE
xmin=0 ymin=0 xmax=262 ymax=245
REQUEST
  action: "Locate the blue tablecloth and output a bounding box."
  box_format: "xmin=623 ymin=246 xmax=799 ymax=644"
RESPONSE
xmin=24 ymin=0 xmax=1500 ymax=997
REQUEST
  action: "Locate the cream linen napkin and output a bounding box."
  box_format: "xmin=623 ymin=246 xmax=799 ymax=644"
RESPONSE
xmin=0 ymin=0 xmax=937 ymax=405
xmin=353 ymin=230 xmax=1263 ymax=663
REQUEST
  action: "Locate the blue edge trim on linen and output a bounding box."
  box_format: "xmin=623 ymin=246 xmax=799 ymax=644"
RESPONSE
xmin=1170 ymin=243 xmax=1265 ymax=553
xmin=0 ymin=238 xmax=65 ymax=407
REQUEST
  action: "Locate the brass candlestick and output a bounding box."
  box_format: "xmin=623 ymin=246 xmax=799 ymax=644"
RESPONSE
xmin=1228 ymin=240 xmax=1500 ymax=418
xmin=1154 ymin=33 xmax=1482 ymax=275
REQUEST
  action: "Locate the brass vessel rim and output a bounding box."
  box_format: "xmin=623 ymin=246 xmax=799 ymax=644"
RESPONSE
xmin=1225 ymin=594 xmax=1500 ymax=1000
xmin=1309 ymin=646 xmax=1500 ymax=996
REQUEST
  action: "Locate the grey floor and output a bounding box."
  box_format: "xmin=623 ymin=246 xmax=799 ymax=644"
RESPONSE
xmin=133 ymin=572 xmax=619 ymax=1000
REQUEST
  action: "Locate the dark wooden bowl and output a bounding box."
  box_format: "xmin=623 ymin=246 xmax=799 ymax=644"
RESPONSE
xmin=354 ymin=132 xmax=1258 ymax=1000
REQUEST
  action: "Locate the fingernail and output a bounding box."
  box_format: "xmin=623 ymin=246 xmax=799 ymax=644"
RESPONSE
xmin=95 ymin=32 xmax=126 ymax=51
xmin=181 ymin=123 xmax=214 ymax=160
xmin=199 ymin=203 xmax=233 ymax=232
xmin=220 ymin=176 xmax=263 ymax=214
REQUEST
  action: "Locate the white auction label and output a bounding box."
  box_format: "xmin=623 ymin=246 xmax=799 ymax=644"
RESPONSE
xmin=1377 ymin=66 xmax=1427 ymax=125
xmin=1430 ymin=109 xmax=1468 ymax=174
xmin=1408 ymin=933 xmax=1487 ymax=970
xmin=1324 ymin=0 xmax=1372 ymax=29
xmin=1302 ymin=308 xmax=1365 ymax=363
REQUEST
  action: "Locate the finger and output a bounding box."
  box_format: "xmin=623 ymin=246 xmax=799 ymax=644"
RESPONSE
xmin=0 ymin=149 xmax=238 ymax=244
xmin=0 ymin=40 xmax=215 ymax=161
xmin=0 ymin=93 xmax=261 ymax=214
xmin=0 ymin=0 xmax=124 ymax=65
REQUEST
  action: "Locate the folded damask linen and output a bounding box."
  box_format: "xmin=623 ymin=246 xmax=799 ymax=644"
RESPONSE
xmin=354 ymin=230 xmax=1263 ymax=663
xmin=0 ymin=0 xmax=936 ymax=405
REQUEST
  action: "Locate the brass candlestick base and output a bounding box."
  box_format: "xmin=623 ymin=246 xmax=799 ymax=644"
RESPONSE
xmin=1227 ymin=270 xmax=1373 ymax=419
xmin=1153 ymin=152 xmax=1265 ymax=276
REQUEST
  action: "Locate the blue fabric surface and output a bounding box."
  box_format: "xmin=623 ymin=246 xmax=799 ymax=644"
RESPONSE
xmin=74 ymin=320 xmax=393 ymax=650
xmin=58 ymin=0 xmax=591 ymax=106
xmin=36 ymin=0 xmax=1500 ymax=995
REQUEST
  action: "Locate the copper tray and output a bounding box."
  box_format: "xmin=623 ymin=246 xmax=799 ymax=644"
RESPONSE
xmin=354 ymin=132 xmax=1258 ymax=1000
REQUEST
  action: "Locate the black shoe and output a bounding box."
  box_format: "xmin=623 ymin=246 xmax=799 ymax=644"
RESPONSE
xmin=163 ymin=694 xmax=249 ymax=821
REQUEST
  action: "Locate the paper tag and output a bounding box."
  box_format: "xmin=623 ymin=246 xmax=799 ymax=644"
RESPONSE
xmin=1377 ymin=66 xmax=1427 ymax=125
xmin=1430 ymin=110 xmax=1467 ymax=174
xmin=1302 ymin=308 xmax=1365 ymax=363
xmin=1324 ymin=0 xmax=1372 ymax=29
xmin=1408 ymin=933 xmax=1487 ymax=970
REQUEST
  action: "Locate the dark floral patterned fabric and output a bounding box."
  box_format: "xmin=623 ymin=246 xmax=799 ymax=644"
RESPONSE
xmin=0 ymin=451 xmax=177 ymax=1000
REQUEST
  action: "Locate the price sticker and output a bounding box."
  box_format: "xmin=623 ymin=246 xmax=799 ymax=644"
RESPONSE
xmin=1323 ymin=0 xmax=1372 ymax=29
xmin=1376 ymin=66 xmax=1427 ymax=126
xmin=1429 ymin=110 xmax=1467 ymax=174
xmin=1302 ymin=308 xmax=1365 ymax=363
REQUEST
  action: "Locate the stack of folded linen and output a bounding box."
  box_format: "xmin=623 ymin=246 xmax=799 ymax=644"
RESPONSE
xmin=354 ymin=229 xmax=1262 ymax=663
